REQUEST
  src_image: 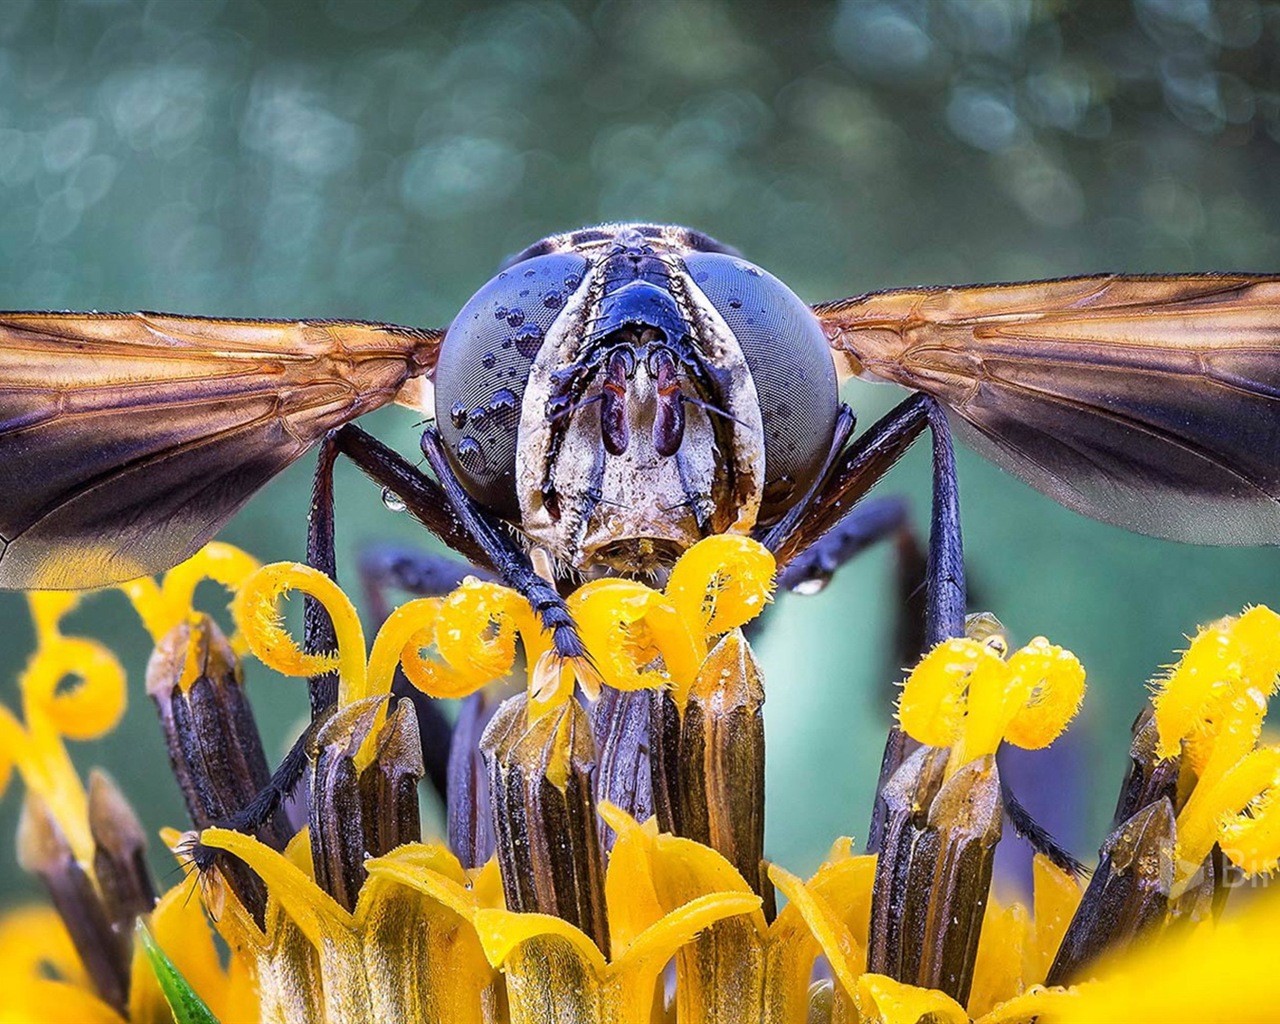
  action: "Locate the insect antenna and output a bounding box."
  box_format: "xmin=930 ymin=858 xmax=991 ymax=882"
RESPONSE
xmin=679 ymin=393 xmax=748 ymax=427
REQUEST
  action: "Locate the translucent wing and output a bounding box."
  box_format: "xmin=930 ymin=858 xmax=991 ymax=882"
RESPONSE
xmin=814 ymin=275 xmax=1280 ymax=544
xmin=0 ymin=312 xmax=442 ymax=587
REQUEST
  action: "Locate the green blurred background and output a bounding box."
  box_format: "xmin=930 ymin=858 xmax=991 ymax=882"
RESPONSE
xmin=1 ymin=0 xmax=1279 ymax=904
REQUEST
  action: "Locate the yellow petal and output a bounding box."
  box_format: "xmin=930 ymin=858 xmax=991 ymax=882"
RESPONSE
xmin=1027 ymin=854 xmax=1083 ymax=983
xmin=130 ymin=880 xmax=250 ymax=1024
xmin=473 ymin=907 xmax=608 ymax=974
xmin=0 ymin=980 xmax=125 ymax=1024
xmin=200 ymin=826 xmax=353 ymax=947
xmin=968 ymin=898 xmax=1027 ymax=1018
xmin=977 ymin=986 xmax=1079 ymax=1024
xmin=614 ymin=890 xmax=762 ymax=977
xmin=363 ymin=844 xmax=478 ymax=922
xmin=1037 ymin=886 xmax=1280 ymax=1023
xmin=769 ymin=863 xmax=864 ymax=1002
xmin=856 ymin=973 xmax=969 ymax=1024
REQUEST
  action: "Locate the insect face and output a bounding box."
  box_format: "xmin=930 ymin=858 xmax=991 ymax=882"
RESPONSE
xmin=434 ymin=224 xmax=841 ymax=575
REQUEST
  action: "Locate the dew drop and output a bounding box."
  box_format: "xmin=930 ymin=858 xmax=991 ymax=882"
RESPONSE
xmin=494 ymin=305 xmax=509 ymax=320
xmin=381 ymin=487 xmax=406 ymax=513
xmin=543 ymin=290 xmax=563 ymax=310
xmin=791 ymin=575 xmax=829 ymax=596
xmin=456 ymin=437 xmax=486 ymax=470
xmin=728 ymin=295 xmax=742 ymax=309
xmin=506 ymin=307 xmax=525 ymax=328
xmin=482 ymin=351 xmax=497 ymax=369
xmin=490 ymin=387 xmax=518 ymax=423
xmin=513 ymin=322 xmax=545 ymax=358
xmin=563 ymin=273 xmax=582 ymax=289
xmin=450 ymin=401 xmax=468 ymax=428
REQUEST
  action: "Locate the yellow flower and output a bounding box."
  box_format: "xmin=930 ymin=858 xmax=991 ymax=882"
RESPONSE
xmin=2 ymin=537 xmax=1280 ymax=1024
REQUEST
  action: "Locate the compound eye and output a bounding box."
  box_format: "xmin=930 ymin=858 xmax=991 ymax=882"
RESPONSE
xmin=434 ymin=252 xmax=589 ymax=519
xmin=682 ymin=253 xmax=839 ymax=524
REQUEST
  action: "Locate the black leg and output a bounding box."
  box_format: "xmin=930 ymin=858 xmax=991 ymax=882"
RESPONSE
xmin=766 ymin=393 xmax=965 ymax=646
xmin=922 ymin=400 xmax=966 ymax=646
xmin=759 ymin=394 xmax=968 ymax=854
xmin=776 ymin=495 xmax=910 ymax=595
xmin=417 ymin=428 xmax=585 ymax=660
xmin=193 ymin=435 xmax=346 ymax=865
xmin=304 ymin=434 xmax=341 ymax=716
xmin=358 ymin=544 xmax=485 ymax=624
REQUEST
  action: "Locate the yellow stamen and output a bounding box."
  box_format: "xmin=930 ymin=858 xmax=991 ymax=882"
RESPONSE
xmin=121 ymin=543 xmax=262 ymax=654
xmin=1150 ymin=606 xmax=1280 ymax=884
xmin=233 ymin=563 xmax=365 ymax=702
xmin=898 ymin=635 xmax=1085 ymax=775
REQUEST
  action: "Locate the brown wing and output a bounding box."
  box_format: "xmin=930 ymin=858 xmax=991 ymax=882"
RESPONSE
xmin=0 ymin=312 xmax=442 ymax=588
xmin=814 ymin=274 xmax=1280 ymax=545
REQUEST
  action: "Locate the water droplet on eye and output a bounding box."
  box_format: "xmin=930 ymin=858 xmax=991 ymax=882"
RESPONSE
xmin=563 ymin=273 xmax=582 ymax=289
xmin=470 ymin=405 xmax=490 ymax=427
xmin=513 ymin=323 xmax=545 ymax=358
xmin=490 ymin=387 xmax=518 ymax=424
xmin=506 ymin=307 xmax=525 ymax=328
xmin=791 ymin=575 xmax=830 ymax=596
xmin=728 ymin=295 xmax=742 ymax=309
xmin=482 ymin=352 xmax=497 ymax=369
xmin=381 ymin=487 xmax=406 ymax=513
xmin=501 ymin=339 xmax=512 ymax=349
xmin=524 ymin=268 xmax=536 ymax=278
xmin=450 ymin=401 xmax=468 ymax=428
xmin=543 ymin=290 xmax=563 ymax=310
xmin=494 ymin=305 xmax=508 ymax=320
xmin=456 ymin=437 xmax=486 ymax=469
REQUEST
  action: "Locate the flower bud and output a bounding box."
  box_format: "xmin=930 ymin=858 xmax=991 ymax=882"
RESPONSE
xmin=868 ymin=746 xmax=1002 ymax=1005
xmin=308 ymin=696 xmax=424 ymax=911
xmin=482 ymin=692 xmax=609 ymax=956
xmin=651 ymin=631 xmax=770 ymax=909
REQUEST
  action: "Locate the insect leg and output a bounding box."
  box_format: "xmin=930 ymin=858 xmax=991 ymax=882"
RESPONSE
xmin=761 ymin=393 xmax=967 ymax=852
xmin=192 ymin=433 xmax=347 ymax=863
xmin=357 ymin=544 xmax=483 ymax=623
xmin=416 ymin=427 xmax=586 ymax=659
xmin=320 ymin=425 xmax=583 ymax=660
xmin=776 ymin=495 xmax=910 ymax=593
xmin=765 ymin=392 xmax=965 ymax=644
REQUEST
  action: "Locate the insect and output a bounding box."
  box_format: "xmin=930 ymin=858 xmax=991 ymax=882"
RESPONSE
xmin=1 ymin=222 xmax=1278 ymax=662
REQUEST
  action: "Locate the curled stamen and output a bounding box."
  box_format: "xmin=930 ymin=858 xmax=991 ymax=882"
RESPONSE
xmin=121 ymin=542 xmax=262 ymax=654
xmin=233 ymin=563 xmax=365 ymax=703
